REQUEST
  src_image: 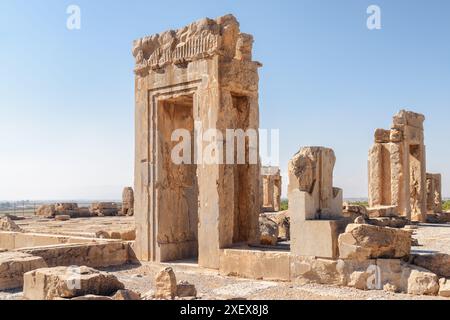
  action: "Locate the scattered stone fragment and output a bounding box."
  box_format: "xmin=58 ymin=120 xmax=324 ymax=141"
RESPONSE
xmin=347 ymin=271 xmax=369 ymax=290
xmin=0 ymin=252 xmax=47 ymax=290
xmin=23 ymin=266 xmax=124 ymax=300
xmin=338 ymin=224 xmax=411 ymax=260
xmin=0 ymin=216 xmax=23 ymax=232
xmin=113 ymin=289 xmax=141 ymax=300
xmin=259 ymin=215 xmax=279 ymax=246
xmin=71 ymin=295 xmax=113 ymax=300
xmin=55 ymin=215 xmax=71 ymax=221
xmin=411 ymin=253 xmax=450 ymax=278
xmin=438 ymin=278 xmax=450 ymax=297
xmin=354 ymin=216 xmax=366 ymax=224
xmin=406 ymin=267 xmax=439 ymax=296
xmin=177 ymin=281 xmax=197 ymax=298
xmin=90 ymin=202 xmax=118 ymax=217
xmin=383 ymin=283 xmax=398 ymax=293
xmin=154 ymin=267 xmax=177 ymax=299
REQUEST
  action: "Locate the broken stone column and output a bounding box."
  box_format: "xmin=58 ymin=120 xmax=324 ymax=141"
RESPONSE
xmin=288 ymin=147 xmax=345 ymax=259
xmin=426 ymin=173 xmax=442 ymax=213
xmin=261 ymin=166 xmax=282 ymax=212
xmin=122 ymin=187 xmax=134 ymax=216
xmin=133 ymin=14 xmax=261 ymax=268
xmin=368 ymin=110 xmax=427 ymax=222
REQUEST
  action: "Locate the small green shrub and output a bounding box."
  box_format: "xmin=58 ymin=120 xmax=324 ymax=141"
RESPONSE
xmin=280 ymin=199 xmax=288 ymax=211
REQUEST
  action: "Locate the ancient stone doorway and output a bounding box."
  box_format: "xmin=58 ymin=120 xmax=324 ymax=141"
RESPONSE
xmin=157 ymin=95 xmax=199 ymax=261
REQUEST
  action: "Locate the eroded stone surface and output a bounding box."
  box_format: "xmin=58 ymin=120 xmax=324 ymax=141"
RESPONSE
xmin=154 ymin=267 xmax=177 ymax=299
xmin=368 ymin=110 xmax=427 ymax=222
xmin=23 ymin=266 xmax=124 ymax=300
xmin=338 ymin=224 xmax=411 ymax=260
xmin=0 ymin=216 xmax=23 ymax=232
xmin=259 ymin=215 xmax=278 ymax=246
xmin=122 ymin=187 xmax=134 ymax=216
xmin=177 ymin=280 xmax=197 ymax=297
xmin=411 ymin=253 xmax=450 ymax=278
xmin=0 ymin=251 xmax=47 ymax=290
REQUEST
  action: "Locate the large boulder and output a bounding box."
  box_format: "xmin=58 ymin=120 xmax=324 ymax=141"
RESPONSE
xmin=154 ymin=267 xmax=177 ymax=299
xmin=0 ymin=252 xmax=47 ymax=290
xmin=23 ymin=266 xmax=124 ymax=300
xmin=411 ymin=253 xmax=450 ymax=278
xmin=406 ymin=267 xmax=440 ymax=296
xmin=259 ymin=215 xmax=279 ymax=246
xmin=0 ymin=216 xmax=23 ymax=232
xmin=338 ymin=224 xmax=411 ymax=260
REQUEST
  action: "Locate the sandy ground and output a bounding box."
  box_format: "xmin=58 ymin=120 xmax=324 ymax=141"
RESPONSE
xmin=1 ymin=221 xmax=449 ymax=300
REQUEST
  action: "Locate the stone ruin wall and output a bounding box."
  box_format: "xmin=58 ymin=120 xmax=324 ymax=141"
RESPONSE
xmin=368 ymin=110 xmax=428 ymax=222
xmin=261 ymin=166 xmax=282 ymax=212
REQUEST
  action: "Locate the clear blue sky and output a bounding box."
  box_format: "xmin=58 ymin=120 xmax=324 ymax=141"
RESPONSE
xmin=1 ymin=0 xmax=449 ymax=200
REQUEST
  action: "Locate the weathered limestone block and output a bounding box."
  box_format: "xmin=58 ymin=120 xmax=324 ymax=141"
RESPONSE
xmin=368 ymin=217 xmax=409 ymax=228
xmin=155 ymin=267 xmax=177 ymax=299
xmin=406 ymin=267 xmax=439 ymax=296
xmin=54 ymin=203 xmax=80 ymax=218
xmin=259 ymin=215 xmax=278 ymax=246
xmin=411 ymin=253 xmax=450 ymax=278
xmin=19 ymin=242 xmax=129 ymax=268
xmin=90 ymin=202 xmax=118 ymax=216
xmin=268 ymin=211 xmax=290 ymax=240
xmin=55 ymin=215 xmax=70 ymax=221
xmin=220 ymin=248 xmax=290 ymax=281
xmin=113 ymin=289 xmax=141 ymax=300
xmin=0 ymin=252 xmax=47 ymax=290
xmin=288 ymin=147 xmax=345 ymax=259
xmin=36 ymin=204 xmax=56 ymax=218
xmin=23 ymin=266 xmax=124 ymax=300
xmin=338 ymin=224 xmax=411 ymax=260
xmin=439 ymin=278 xmax=450 ymax=297
xmin=367 ymin=205 xmax=398 ymax=218
xmin=343 ymin=202 xmax=368 ymax=220
xmin=0 ymin=216 xmax=23 ymax=232
xmin=177 ymin=281 xmax=197 ymax=297
xmin=368 ymin=110 xmax=427 ymax=222
xmin=290 ymin=256 xmax=342 ymax=285
xmin=122 ymin=187 xmax=134 ymax=216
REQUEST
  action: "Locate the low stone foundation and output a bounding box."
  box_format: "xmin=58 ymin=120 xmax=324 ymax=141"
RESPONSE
xmin=18 ymin=242 xmax=131 ymax=268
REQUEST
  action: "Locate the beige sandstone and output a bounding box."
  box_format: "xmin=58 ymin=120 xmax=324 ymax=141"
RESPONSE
xmin=0 ymin=251 xmax=47 ymax=290
xmin=426 ymin=173 xmax=442 ymax=214
xmin=338 ymin=224 xmax=411 ymax=260
xmin=0 ymin=216 xmax=23 ymax=232
xmin=259 ymin=215 xmax=278 ymax=246
xmin=55 ymin=215 xmax=70 ymax=221
xmin=261 ymin=166 xmax=282 ymax=212
xmin=438 ymin=278 xmax=450 ymax=297
xmin=288 ymin=147 xmax=345 ymax=259
xmin=411 ymin=253 xmax=450 ymax=278
xmin=90 ymin=202 xmax=118 ymax=216
xmin=133 ymin=14 xmax=261 ymax=268
xmin=368 ymin=110 xmax=428 ymax=222
xmin=36 ymin=204 xmax=56 ymax=218
xmin=23 ymin=266 xmax=124 ymax=300
xmin=113 ymin=289 xmax=141 ymax=300
xmin=122 ymin=187 xmax=134 ymax=216
xmin=268 ymin=210 xmax=290 ymax=240
xmin=154 ymin=267 xmax=177 ymax=299
xmin=177 ymin=281 xmax=197 ymax=297
xmin=406 ymin=267 xmax=440 ymax=296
